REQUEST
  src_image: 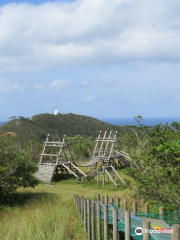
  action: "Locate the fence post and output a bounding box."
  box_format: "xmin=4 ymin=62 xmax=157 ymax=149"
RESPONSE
xmin=92 ymin=202 xmax=96 ymax=240
xmin=171 ymin=225 xmax=180 ymax=240
xmin=97 ymin=194 xmax=100 ymax=202
xmin=159 ymin=206 xmax=165 ymax=220
xmin=84 ymin=199 xmax=87 ymax=232
xmin=81 ymin=196 xmax=84 ymax=220
xmin=110 ymin=197 xmax=114 ymax=204
xmin=97 ymin=172 xmax=99 ymax=186
xmin=105 ymin=195 xmax=109 ymax=205
xmin=133 ymin=201 xmax=138 ymax=213
xmin=125 ymin=210 xmax=131 ymax=240
xmin=79 ymin=196 xmax=81 ymax=215
xmin=104 ymin=205 xmax=108 ymax=240
xmin=87 ymin=199 xmax=91 ymax=240
xmin=124 ymin=200 xmax=128 ymax=210
xmin=113 ymin=208 xmax=118 ymax=240
xmin=143 ymin=220 xmax=150 ymax=240
xmin=145 ymin=203 xmax=149 ymax=214
xmin=101 ymin=196 xmax=104 ymax=204
xmin=97 ymin=202 xmax=101 ymax=240
xmin=116 ymin=197 xmax=120 ymax=208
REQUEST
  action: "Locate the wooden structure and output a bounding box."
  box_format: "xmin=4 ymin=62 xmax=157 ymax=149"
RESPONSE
xmin=35 ymin=131 xmax=130 ymax=187
xmin=35 ymin=134 xmax=87 ymax=182
xmin=79 ymin=131 xmax=130 ymax=187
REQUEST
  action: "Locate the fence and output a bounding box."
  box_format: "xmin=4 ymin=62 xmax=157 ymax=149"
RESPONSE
xmin=74 ymin=194 xmax=180 ymax=240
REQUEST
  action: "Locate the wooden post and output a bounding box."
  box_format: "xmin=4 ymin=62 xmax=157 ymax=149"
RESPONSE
xmin=113 ymin=208 xmax=118 ymax=240
xmin=172 ymin=225 xmax=180 ymax=240
xmin=77 ymin=195 xmax=79 ymax=213
xmin=81 ymin=196 xmax=84 ymax=220
xmin=104 ymin=205 xmax=108 ymax=240
xmin=124 ymin=200 xmax=128 ymax=210
xmin=101 ymin=196 xmax=104 ymax=204
xmin=79 ymin=196 xmax=81 ymax=215
xmin=103 ymin=172 xmax=105 ymax=187
xmin=159 ymin=206 xmax=165 ymax=220
xmin=75 ymin=195 xmax=78 ymax=210
xmin=110 ymin=197 xmax=114 ymax=204
xmin=116 ymin=197 xmax=120 ymax=208
xmin=84 ymin=199 xmax=87 ymax=232
xmin=87 ymin=199 xmax=91 ymax=240
xmin=92 ymin=202 xmax=96 ymax=240
xmin=105 ymin=195 xmax=109 ymax=205
xmin=97 ymin=194 xmax=100 ymax=201
xmin=143 ymin=220 xmax=150 ymax=240
xmin=97 ymin=173 xmax=99 ymax=186
xmin=97 ymin=202 xmax=101 ymax=240
xmin=133 ymin=201 xmax=138 ymax=213
xmin=144 ymin=203 xmax=149 ymax=214
xmin=125 ymin=211 xmax=131 ymax=240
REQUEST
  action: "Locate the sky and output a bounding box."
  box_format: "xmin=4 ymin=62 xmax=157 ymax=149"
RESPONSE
xmin=0 ymin=0 xmax=180 ymax=120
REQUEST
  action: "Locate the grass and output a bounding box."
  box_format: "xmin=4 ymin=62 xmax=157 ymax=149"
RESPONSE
xmin=0 ymin=171 xmax=136 ymax=240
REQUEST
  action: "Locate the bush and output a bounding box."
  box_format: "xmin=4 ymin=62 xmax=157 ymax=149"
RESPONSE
xmin=0 ymin=135 xmax=38 ymax=204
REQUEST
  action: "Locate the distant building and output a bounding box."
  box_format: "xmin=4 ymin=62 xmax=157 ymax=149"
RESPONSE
xmin=54 ymin=110 xmax=59 ymax=115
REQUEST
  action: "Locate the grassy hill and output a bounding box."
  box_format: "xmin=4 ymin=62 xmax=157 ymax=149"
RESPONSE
xmin=0 ymin=113 xmax=129 ymax=143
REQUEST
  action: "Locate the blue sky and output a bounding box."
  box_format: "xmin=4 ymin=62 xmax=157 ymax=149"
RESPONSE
xmin=0 ymin=0 xmax=180 ymax=120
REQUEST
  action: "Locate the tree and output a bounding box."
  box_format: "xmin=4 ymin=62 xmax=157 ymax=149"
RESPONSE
xmin=0 ymin=135 xmax=38 ymax=204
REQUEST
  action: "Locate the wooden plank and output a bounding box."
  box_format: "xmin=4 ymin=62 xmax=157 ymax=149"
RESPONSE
xmin=125 ymin=211 xmax=131 ymax=240
xmin=87 ymin=199 xmax=91 ymax=240
xmin=84 ymin=199 xmax=87 ymax=232
xmin=145 ymin=203 xmax=149 ymax=214
xmin=104 ymin=205 xmax=108 ymax=240
xmin=133 ymin=201 xmax=137 ymax=213
xmin=97 ymin=202 xmax=101 ymax=240
xmin=172 ymin=225 xmax=180 ymax=240
xmin=105 ymin=169 xmax=117 ymax=187
xmin=110 ymin=165 xmax=125 ymax=185
xmin=143 ymin=220 xmax=150 ymax=240
xmin=113 ymin=208 xmax=118 ymax=240
xmin=92 ymin=202 xmax=96 ymax=240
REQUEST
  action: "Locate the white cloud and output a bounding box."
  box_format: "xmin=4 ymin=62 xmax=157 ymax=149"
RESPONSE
xmin=34 ymin=79 xmax=72 ymax=90
xmin=0 ymin=78 xmax=24 ymax=92
xmin=85 ymin=95 xmax=95 ymax=102
xmin=0 ymin=0 xmax=180 ymax=73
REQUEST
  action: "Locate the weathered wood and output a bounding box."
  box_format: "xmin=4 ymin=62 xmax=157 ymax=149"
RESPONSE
xmin=113 ymin=208 xmax=118 ymax=240
xmin=159 ymin=206 xmax=165 ymax=219
xmin=97 ymin=202 xmax=101 ymax=240
xmin=104 ymin=205 xmax=108 ymax=240
xmin=103 ymin=172 xmax=105 ymax=187
xmin=124 ymin=200 xmax=128 ymax=210
xmin=125 ymin=211 xmax=131 ymax=240
xmin=110 ymin=197 xmax=114 ymax=204
xmin=143 ymin=220 xmax=150 ymax=240
xmin=84 ymin=199 xmax=87 ymax=232
xmin=116 ymin=197 xmax=120 ymax=208
xmin=79 ymin=196 xmax=81 ymax=215
xmin=144 ymin=203 xmax=149 ymax=214
xmin=172 ymin=225 xmax=180 ymax=240
xmin=133 ymin=201 xmax=137 ymax=213
xmin=105 ymin=195 xmax=109 ymax=205
xmin=92 ymin=202 xmax=96 ymax=240
xmin=97 ymin=194 xmax=100 ymax=201
xmin=87 ymin=199 xmax=91 ymax=240
xmin=81 ymin=196 xmax=84 ymax=220
xmin=97 ymin=173 xmax=99 ymax=186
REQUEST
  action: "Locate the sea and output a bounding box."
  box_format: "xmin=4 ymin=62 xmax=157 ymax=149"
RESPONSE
xmin=100 ymin=117 xmax=180 ymax=126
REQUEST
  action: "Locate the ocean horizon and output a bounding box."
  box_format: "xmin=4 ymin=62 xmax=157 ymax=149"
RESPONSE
xmin=100 ymin=117 xmax=180 ymax=126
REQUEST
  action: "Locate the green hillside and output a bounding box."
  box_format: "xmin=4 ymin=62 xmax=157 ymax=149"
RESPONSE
xmin=0 ymin=113 xmax=129 ymax=143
